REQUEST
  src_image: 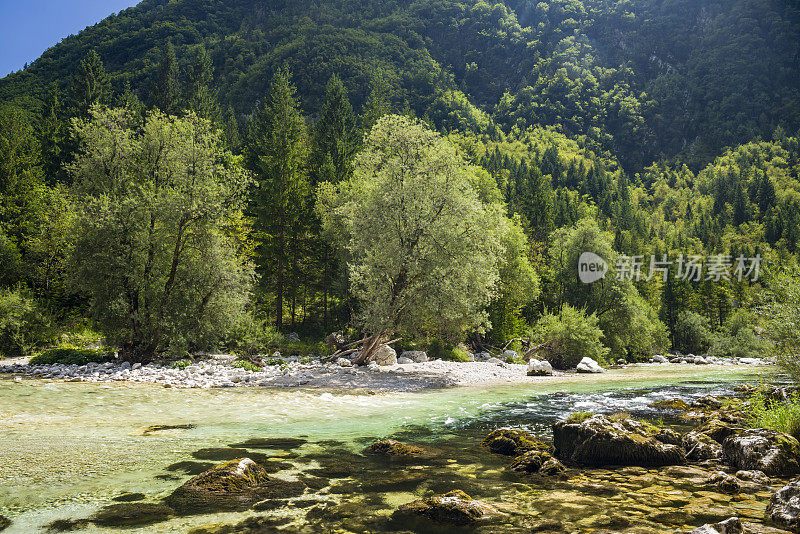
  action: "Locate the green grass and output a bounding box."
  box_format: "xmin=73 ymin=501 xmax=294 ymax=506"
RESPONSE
xmin=232 ymin=359 xmax=262 ymax=372
xmin=566 ymin=411 xmax=593 ymax=423
xmin=30 ymin=346 xmax=114 ymax=365
xmin=748 ymin=390 xmax=800 ymax=439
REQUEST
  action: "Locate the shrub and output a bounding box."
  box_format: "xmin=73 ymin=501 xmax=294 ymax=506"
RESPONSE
xmin=672 ymin=311 xmax=716 ymax=354
xmin=427 ymin=339 xmax=471 ymax=362
xmin=171 ymin=360 xmax=191 ymax=370
xmin=531 ymin=305 xmax=609 ymax=369
xmin=710 ymin=327 xmax=769 ymax=359
xmin=748 ymin=390 xmax=800 ymax=439
xmin=760 ymin=271 xmax=800 ymax=381
xmin=232 ymin=359 xmax=262 ymax=372
xmin=0 ymin=288 xmax=56 ymax=357
xmin=30 ymin=346 xmax=114 ymax=365
xmin=223 ymin=315 xmax=283 ymax=356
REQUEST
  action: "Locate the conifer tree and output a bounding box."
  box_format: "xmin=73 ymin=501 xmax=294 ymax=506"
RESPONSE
xmin=150 ymin=42 xmax=180 ymax=115
xmin=68 ymin=50 xmax=111 ymax=117
xmin=183 ymin=45 xmax=219 ymax=121
xmin=246 ymin=67 xmax=310 ymax=328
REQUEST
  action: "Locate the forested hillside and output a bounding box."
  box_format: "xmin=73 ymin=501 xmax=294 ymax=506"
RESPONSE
xmin=2 ymin=0 xmax=799 ymax=168
xmin=2 ymin=0 xmax=800 ymax=363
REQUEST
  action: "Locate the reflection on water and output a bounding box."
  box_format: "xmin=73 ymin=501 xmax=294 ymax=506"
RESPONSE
xmin=0 ymin=365 xmax=767 ymax=532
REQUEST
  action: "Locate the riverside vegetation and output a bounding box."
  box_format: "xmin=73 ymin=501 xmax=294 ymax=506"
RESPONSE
xmin=3 ymin=0 xmax=800 ymax=533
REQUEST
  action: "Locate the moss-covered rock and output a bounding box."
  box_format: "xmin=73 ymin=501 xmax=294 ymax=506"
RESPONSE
xmin=684 ymin=430 xmax=725 ymax=461
xmin=539 ymin=457 xmax=567 ymax=476
xmin=363 ymin=439 xmax=440 ymax=461
xmin=767 ymin=479 xmax=800 ymax=532
xmin=90 ymin=503 xmax=174 ymax=527
xmin=723 ymin=429 xmax=800 ymax=476
xmin=510 ymin=449 xmax=552 ymax=473
xmin=651 ymin=398 xmax=692 ymax=411
xmin=0 ymin=516 xmax=9 ymax=532
xmin=392 ymin=490 xmax=500 ymax=525
xmin=164 ymin=458 xmax=305 ymax=515
xmin=482 ymin=428 xmax=549 ymax=456
xmin=553 ymin=413 xmax=686 ymax=467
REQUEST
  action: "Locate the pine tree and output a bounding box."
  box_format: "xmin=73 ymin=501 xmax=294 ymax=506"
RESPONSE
xmin=312 ymin=75 xmax=359 ymax=185
xmin=68 ymin=50 xmax=111 ymax=117
xmin=150 ymin=42 xmax=180 ymax=115
xmin=246 ymin=67 xmax=310 ymax=328
xmin=222 ymin=106 xmax=241 ymax=153
xmin=360 ymin=71 xmax=392 ymax=133
xmin=38 ymin=87 xmax=65 ymax=183
xmin=183 ymin=45 xmax=219 ymax=121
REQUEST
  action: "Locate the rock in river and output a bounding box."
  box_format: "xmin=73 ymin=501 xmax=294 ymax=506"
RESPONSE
xmin=90 ymin=503 xmax=174 ymax=527
xmin=553 ymin=413 xmax=685 ymax=466
xmin=689 ymin=517 xmax=744 ymax=534
xmin=723 ymin=429 xmax=800 ymax=477
xmin=392 ymin=490 xmax=500 ymax=525
xmin=482 ymin=428 xmax=550 ymax=456
xmin=0 ymin=516 xmax=10 ymax=532
xmin=767 ymin=479 xmax=800 ymax=532
xmin=363 ymin=439 xmax=440 ymax=461
xmin=164 ymin=458 xmax=305 ymax=514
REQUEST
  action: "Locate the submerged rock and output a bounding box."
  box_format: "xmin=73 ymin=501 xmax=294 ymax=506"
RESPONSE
xmin=112 ymin=492 xmax=146 ymax=502
xmin=767 ymin=479 xmax=800 ymax=532
xmin=0 ymin=516 xmax=9 ymax=532
xmin=482 ymin=428 xmax=549 ymax=456
xmin=228 ymin=437 xmax=307 ymax=450
xmin=510 ymin=449 xmax=552 ymax=473
xmin=392 ymin=490 xmax=500 ymax=525
xmin=723 ymin=429 xmax=800 ymax=476
xmin=90 ymin=503 xmax=174 ymax=527
xmin=164 ymin=458 xmax=305 ymax=514
xmin=539 ymin=457 xmax=567 ymax=476
xmin=689 ymin=517 xmax=744 ymax=534
xmin=363 ymin=439 xmax=440 ymax=461
xmin=527 ymin=359 xmax=553 ymax=376
xmin=576 ymin=357 xmax=605 ymax=373
xmin=553 ymin=413 xmax=685 ymax=467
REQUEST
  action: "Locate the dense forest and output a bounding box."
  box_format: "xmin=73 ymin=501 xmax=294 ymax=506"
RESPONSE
xmin=2 ymin=0 xmax=800 ymax=363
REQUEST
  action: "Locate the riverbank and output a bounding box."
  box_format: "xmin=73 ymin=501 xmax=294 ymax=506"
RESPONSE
xmin=0 ymin=355 xmax=772 ymax=391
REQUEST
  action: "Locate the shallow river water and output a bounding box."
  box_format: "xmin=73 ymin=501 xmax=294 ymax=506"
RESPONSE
xmin=0 ymin=365 xmax=772 ymax=533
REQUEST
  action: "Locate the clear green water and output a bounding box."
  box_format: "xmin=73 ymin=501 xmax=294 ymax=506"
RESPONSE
xmin=0 ymin=365 xmax=769 ymax=533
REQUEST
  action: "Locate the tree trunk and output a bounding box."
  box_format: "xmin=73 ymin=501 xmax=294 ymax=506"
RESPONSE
xmin=352 ymin=331 xmax=387 ymax=366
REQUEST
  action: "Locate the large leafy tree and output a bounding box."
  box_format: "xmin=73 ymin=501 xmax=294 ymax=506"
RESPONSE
xmin=246 ymin=67 xmax=311 ymax=328
xmin=318 ymin=115 xmax=513 ymax=363
xmin=69 ymin=107 xmax=253 ymax=361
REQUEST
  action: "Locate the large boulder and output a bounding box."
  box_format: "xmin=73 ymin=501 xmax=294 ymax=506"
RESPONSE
xmin=372 ymin=345 xmax=398 ymax=366
xmin=392 ymin=490 xmax=500 ymax=525
xmin=482 ymin=428 xmax=549 ymax=456
xmin=684 ymin=430 xmax=724 ymax=461
xmin=689 ymin=517 xmax=744 ymax=534
xmin=164 ymin=458 xmax=305 ymax=514
xmin=723 ymin=429 xmax=800 ymax=477
xmin=766 ymin=479 xmax=800 ymax=532
xmin=576 ymin=357 xmax=605 ymax=373
xmin=527 ymin=359 xmax=553 ymax=376
xmin=363 ymin=439 xmax=440 ymax=461
xmin=400 ymin=350 xmax=428 ymax=363
xmin=553 ymin=414 xmax=686 ymax=467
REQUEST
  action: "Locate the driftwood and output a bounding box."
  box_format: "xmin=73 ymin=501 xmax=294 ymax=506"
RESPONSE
xmin=325 ymin=335 xmax=401 ymax=364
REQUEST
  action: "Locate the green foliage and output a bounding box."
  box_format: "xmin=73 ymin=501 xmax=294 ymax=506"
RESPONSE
xmin=30 ymin=346 xmax=113 ymax=365
xmin=69 ymin=107 xmax=254 ymax=362
xmin=223 ymin=315 xmax=283 ymax=357
xmin=68 ymin=50 xmax=111 ymax=117
xmin=566 ymin=411 xmax=593 ymax=423
xmin=319 ymin=115 xmax=509 ymax=343
xmin=673 ymin=311 xmax=716 ymax=355
xmin=246 ymin=67 xmax=311 ymax=329
xmin=761 ymin=270 xmax=800 ymax=381
xmin=231 ymin=359 xmax=262 ymax=372
xmin=0 ymin=288 xmax=55 ymax=357
xmin=748 ymin=390 xmax=800 ymax=440
xmin=171 ymin=360 xmax=191 ymax=370
xmin=531 ymin=305 xmax=609 ymax=369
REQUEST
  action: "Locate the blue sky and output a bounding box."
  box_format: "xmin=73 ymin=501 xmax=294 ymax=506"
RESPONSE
xmin=0 ymin=0 xmax=140 ymax=77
